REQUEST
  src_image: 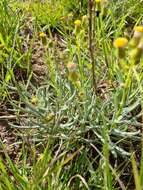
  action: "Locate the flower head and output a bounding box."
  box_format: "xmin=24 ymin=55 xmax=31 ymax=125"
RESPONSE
xmin=45 ymin=113 xmax=55 ymax=122
xmin=39 ymin=32 xmax=47 ymax=45
xmin=134 ymin=26 xmax=143 ymax=33
xmin=133 ymin=26 xmax=143 ymax=38
xmin=74 ymin=20 xmax=81 ymax=27
xmin=114 ymin=38 xmax=128 ymax=59
xmin=114 ymin=37 xmax=128 ymax=48
xmin=129 ymin=26 xmax=143 ymax=48
xmin=31 ymin=95 xmax=38 ymax=105
xmin=39 ymin=32 xmax=46 ymax=38
xmin=95 ymin=0 xmax=108 ymax=5
xmin=95 ymin=0 xmax=102 ymax=3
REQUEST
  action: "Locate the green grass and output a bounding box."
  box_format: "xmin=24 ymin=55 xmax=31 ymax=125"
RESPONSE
xmin=0 ymin=0 xmax=143 ymax=189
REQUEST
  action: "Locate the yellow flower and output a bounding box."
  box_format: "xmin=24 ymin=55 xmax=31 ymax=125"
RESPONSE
xmin=129 ymin=26 xmax=143 ymax=48
xmin=45 ymin=113 xmax=55 ymax=123
xmin=39 ymin=32 xmax=47 ymax=46
xmin=134 ymin=26 xmax=143 ymax=33
xmin=31 ymin=95 xmax=38 ymax=105
xmin=95 ymin=0 xmax=102 ymax=3
xmin=95 ymin=0 xmax=108 ymax=5
xmin=74 ymin=20 xmax=81 ymax=27
xmin=39 ymin=32 xmax=46 ymax=38
xmin=133 ymin=26 xmax=143 ymax=39
xmin=114 ymin=38 xmax=128 ymax=59
xmin=114 ymin=37 xmax=128 ymax=48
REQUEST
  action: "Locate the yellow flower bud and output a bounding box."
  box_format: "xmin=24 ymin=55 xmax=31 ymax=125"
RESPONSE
xmin=74 ymin=20 xmax=81 ymax=27
xmin=45 ymin=113 xmax=55 ymax=123
xmin=95 ymin=0 xmax=101 ymax=3
xmin=95 ymin=0 xmax=102 ymax=15
xmin=39 ymin=32 xmax=46 ymax=38
xmin=39 ymin=32 xmax=47 ymax=46
xmin=31 ymin=95 xmax=38 ymax=106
